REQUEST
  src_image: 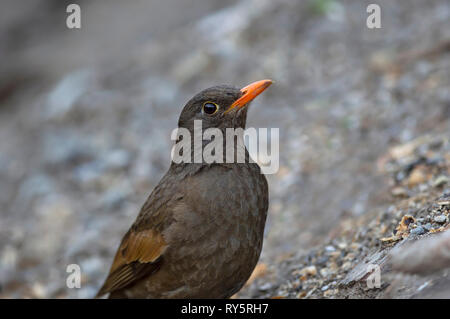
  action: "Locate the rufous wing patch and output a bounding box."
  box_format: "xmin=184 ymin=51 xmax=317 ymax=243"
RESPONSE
xmin=113 ymin=229 xmax=166 ymax=272
xmin=97 ymin=229 xmax=167 ymax=296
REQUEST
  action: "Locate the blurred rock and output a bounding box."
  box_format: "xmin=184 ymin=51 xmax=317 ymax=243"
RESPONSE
xmin=390 ymin=230 xmax=450 ymax=275
xmin=47 ymin=70 xmax=96 ymax=121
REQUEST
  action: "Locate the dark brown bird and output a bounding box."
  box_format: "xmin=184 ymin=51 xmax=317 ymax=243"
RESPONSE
xmin=97 ymin=79 xmax=272 ymax=298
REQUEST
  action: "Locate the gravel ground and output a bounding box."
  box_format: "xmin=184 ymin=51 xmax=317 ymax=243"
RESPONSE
xmin=0 ymin=0 xmax=449 ymax=298
xmin=239 ymin=135 xmax=450 ymax=298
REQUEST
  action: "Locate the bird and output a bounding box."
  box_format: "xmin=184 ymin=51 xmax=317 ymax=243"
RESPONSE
xmin=97 ymin=79 xmax=272 ymax=298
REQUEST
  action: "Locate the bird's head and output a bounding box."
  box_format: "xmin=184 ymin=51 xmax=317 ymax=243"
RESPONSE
xmin=178 ymin=79 xmax=272 ymax=132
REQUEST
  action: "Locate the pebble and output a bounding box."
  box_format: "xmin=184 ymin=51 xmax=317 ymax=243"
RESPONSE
xmin=30 ymin=282 xmax=47 ymax=298
xmin=410 ymin=226 xmax=425 ymax=236
xmin=258 ymin=283 xmax=272 ymax=291
xmin=320 ymin=268 xmax=330 ymax=277
xmin=437 ymin=202 xmax=450 ymax=208
xmin=323 ymin=289 xmax=337 ymax=297
xmin=342 ymin=261 xmax=352 ymax=271
xmin=325 ymin=245 xmax=336 ymax=253
xmin=442 ymin=189 xmax=450 ymax=197
xmin=297 ymin=265 xmax=317 ymax=277
xmin=433 ymin=175 xmax=449 ymax=188
xmin=434 ymin=215 xmax=447 ymax=224
xmin=392 ymin=187 xmax=408 ymax=197
xmin=408 ymin=168 xmax=427 ymax=187
xmin=316 ymin=255 xmax=329 ymax=266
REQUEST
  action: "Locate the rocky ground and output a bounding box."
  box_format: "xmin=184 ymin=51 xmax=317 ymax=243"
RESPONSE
xmin=240 ymin=135 xmax=450 ymax=298
xmin=0 ymin=0 xmax=449 ymax=298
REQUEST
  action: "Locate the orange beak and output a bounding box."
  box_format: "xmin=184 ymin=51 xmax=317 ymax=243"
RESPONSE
xmin=225 ymin=79 xmax=273 ymax=113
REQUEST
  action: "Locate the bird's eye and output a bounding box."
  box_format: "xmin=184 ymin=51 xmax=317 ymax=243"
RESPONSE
xmin=202 ymin=102 xmax=219 ymax=115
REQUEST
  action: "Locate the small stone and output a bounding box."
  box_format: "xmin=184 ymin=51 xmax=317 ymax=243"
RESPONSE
xmin=258 ymin=283 xmax=272 ymax=291
xmin=321 ymin=285 xmax=329 ymax=291
xmin=320 ymin=268 xmax=330 ymax=277
xmin=396 ymin=171 xmax=406 ymax=182
xmin=323 ymin=289 xmax=337 ymax=297
xmin=389 ymin=141 xmax=416 ymax=160
xmin=342 ymin=261 xmax=352 ymax=271
xmin=380 ymin=235 xmax=402 ymax=244
xmin=296 ymin=265 xmax=317 ymax=277
xmin=296 ymin=291 xmax=307 ymax=298
xmin=30 ymin=282 xmax=47 ymax=298
xmin=410 ymin=226 xmax=425 ymax=236
xmin=325 ymin=245 xmax=336 ymax=253
xmin=423 ymin=223 xmax=432 ymax=231
xmin=433 ymin=175 xmax=449 ymax=188
xmin=392 ymin=187 xmax=408 ymax=197
xmin=316 ymin=255 xmax=329 ymax=266
xmin=344 ymin=252 xmax=356 ymax=261
xmin=442 ymin=188 xmax=450 ymax=197
xmin=407 ymin=167 xmax=427 ymax=188
xmin=329 ymin=251 xmax=341 ymax=259
xmin=328 ymin=262 xmax=339 ymax=273
xmin=434 ymin=215 xmax=447 ymax=224
xmin=290 ymin=279 xmax=302 ymax=290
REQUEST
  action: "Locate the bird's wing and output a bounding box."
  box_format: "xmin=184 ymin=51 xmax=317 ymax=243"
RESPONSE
xmin=96 ymin=169 xmax=184 ymax=297
xmin=96 ymin=164 xmax=214 ymax=297
xmin=96 ymin=227 xmax=167 ymax=297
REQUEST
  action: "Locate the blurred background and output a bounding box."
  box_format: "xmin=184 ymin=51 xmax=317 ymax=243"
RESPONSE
xmin=0 ymin=0 xmax=449 ymax=298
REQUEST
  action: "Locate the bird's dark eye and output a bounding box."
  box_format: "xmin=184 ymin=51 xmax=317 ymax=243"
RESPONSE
xmin=202 ymin=102 xmax=219 ymax=115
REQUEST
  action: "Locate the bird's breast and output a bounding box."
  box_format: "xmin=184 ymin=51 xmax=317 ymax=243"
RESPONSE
xmin=158 ymin=163 xmax=268 ymax=297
